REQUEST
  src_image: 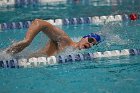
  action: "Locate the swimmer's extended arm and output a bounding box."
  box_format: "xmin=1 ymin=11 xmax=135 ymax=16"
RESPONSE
xmin=6 ymin=19 xmax=72 ymax=55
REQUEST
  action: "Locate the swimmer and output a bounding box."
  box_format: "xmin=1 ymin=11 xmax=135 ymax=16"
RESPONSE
xmin=6 ymin=19 xmax=101 ymax=57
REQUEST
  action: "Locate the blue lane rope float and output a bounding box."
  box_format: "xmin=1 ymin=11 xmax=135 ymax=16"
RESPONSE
xmin=0 ymin=49 xmax=140 ymax=68
xmin=0 ymin=14 xmax=124 ymax=30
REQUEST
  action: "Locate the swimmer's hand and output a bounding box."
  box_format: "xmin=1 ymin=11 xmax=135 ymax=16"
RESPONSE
xmin=6 ymin=40 xmax=28 ymax=55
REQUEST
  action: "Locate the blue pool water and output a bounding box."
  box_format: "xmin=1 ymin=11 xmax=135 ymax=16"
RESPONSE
xmin=0 ymin=0 xmax=140 ymax=93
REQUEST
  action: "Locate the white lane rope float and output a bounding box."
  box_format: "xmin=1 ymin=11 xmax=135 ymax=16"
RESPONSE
xmin=0 ymin=49 xmax=140 ymax=68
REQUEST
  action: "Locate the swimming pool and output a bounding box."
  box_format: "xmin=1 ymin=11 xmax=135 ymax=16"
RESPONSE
xmin=0 ymin=0 xmax=140 ymax=93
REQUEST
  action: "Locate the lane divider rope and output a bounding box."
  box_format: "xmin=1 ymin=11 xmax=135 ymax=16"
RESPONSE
xmin=0 ymin=48 xmax=140 ymax=68
xmin=0 ymin=14 xmax=125 ymax=30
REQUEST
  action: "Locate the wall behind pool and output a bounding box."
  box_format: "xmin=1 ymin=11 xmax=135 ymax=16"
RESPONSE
xmin=0 ymin=0 xmax=140 ymax=23
xmin=0 ymin=0 xmax=140 ymax=6
xmin=1 ymin=0 xmax=66 ymax=7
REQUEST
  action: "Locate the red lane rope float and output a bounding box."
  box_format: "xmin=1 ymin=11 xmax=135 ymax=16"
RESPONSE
xmin=129 ymin=13 xmax=138 ymax=21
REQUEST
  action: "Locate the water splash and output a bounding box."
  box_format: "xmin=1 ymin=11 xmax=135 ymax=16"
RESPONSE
xmin=57 ymin=37 xmax=84 ymax=56
xmin=98 ymin=22 xmax=129 ymax=46
xmin=0 ymin=50 xmax=13 ymax=60
xmin=57 ymin=46 xmax=85 ymax=57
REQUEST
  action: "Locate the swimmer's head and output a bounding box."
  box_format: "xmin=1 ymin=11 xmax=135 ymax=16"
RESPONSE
xmin=76 ymin=33 xmax=101 ymax=50
xmin=83 ymin=33 xmax=101 ymax=44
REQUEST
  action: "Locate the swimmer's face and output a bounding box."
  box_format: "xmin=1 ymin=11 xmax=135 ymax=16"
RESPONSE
xmin=77 ymin=37 xmax=97 ymax=50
